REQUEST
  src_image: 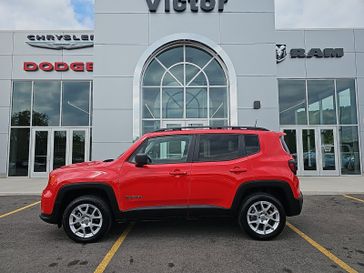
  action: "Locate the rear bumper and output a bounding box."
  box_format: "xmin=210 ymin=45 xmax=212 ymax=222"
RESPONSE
xmin=39 ymin=213 xmax=58 ymax=225
xmin=286 ymin=192 xmax=303 ymax=216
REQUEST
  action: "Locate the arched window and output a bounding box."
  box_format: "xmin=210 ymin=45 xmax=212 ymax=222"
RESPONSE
xmin=141 ymin=42 xmax=229 ymax=134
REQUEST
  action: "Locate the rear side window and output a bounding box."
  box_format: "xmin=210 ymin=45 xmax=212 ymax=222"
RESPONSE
xmin=245 ymin=135 xmax=260 ymax=156
xmin=196 ymin=134 xmax=241 ymax=162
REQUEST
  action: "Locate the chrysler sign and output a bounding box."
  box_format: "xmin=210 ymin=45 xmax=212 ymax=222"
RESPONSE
xmin=26 ymin=34 xmax=94 ymax=50
xmin=276 ymin=45 xmax=344 ymax=63
xmin=146 ymin=0 xmax=229 ymax=12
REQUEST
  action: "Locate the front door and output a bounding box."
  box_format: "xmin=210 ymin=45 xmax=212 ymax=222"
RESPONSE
xmin=119 ymin=135 xmax=193 ymax=213
xmin=30 ymin=129 xmax=89 ymax=177
xmin=282 ymin=127 xmax=339 ymax=176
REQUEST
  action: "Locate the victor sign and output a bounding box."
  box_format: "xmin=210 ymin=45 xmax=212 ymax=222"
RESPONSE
xmin=26 ymin=34 xmax=94 ymax=50
xmin=146 ymin=0 xmax=229 ymax=12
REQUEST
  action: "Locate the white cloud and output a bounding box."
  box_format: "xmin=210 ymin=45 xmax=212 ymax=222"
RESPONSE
xmin=276 ymin=0 xmax=364 ymax=28
xmin=0 ymin=0 xmax=91 ymax=30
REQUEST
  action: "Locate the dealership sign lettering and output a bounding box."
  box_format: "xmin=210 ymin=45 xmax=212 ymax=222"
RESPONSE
xmin=24 ymin=62 xmax=93 ymax=72
xmin=146 ymin=0 xmax=228 ymax=12
xmin=276 ymin=45 xmax=344 ymax=63
xmin=26 ymin=34 xmax=94 ymax=50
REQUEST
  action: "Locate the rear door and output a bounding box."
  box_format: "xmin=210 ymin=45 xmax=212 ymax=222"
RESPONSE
xmin=189 ymin=133 xmax=260 ymax=210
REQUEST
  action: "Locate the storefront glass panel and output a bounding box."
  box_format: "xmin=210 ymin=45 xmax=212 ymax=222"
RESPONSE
xmin=143 ymin=60 xmax=165 ymax=86
xmin=308 ymin=80 xmax=336 ymax=125
xmin=62 ymin=82 xmax=90 ymax=126
xmin=9 ymin=80 xmax=92 ymax=177
xmin=209 ymin=87 xmax=228 ymax=119
xmin=33 ymin=81 xmax=61 ymax=126
xmin=53 ymin=131 xmax=67 ymax=169
xmin=340 ymin=126 xmax=361 ymax=174
xmin=186 ymin=47 xmax=212 ymax=68
xmin=11 ymin=82 xmax=32 ymax=126
xmin=143 ymin=88 xmax=160 ymax=119
xmin=302 ymin=129 xmax=317 ymax=171
xmin=278 ymin=80 xmax=307 ymax=125
xmin=72 ymin=131 xmax=86 ymax=164
xmin=321 ymin=129 xmax=336 ymax=171
xmin=186 ymin=88 xmax=207 ymax=118
xmin=162 ymin=88 xmax=184 ymax=118
xmin=8 ymin=128 xmax=30 ymax=176
xmin=337 ymin=79 xmax=357 ymax=125
xmin=33 ymin=131 xmax=48 ymax=173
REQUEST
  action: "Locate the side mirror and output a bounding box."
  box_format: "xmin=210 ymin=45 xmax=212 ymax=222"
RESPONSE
xmin=135 ymin=154 xmax=150 ymax=167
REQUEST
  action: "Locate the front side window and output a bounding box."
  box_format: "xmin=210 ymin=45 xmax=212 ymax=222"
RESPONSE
xmin=131 ymin=135 xmax=192 ymax=165
xmin=142 ymin=43 xmax=229 ymax=134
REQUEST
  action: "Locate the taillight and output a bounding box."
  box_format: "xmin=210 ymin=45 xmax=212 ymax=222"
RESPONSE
xmin=288 ymin=160 xmax=297 ymax=175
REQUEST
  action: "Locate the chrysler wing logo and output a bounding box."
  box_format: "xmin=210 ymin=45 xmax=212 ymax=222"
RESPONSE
xmin=26 ymin=41 xmax=94 ymax=50
xmin=276 ymin=44 xmax=287 ymax=63
xmin=26 ymin=34 xmax=94 ymax=50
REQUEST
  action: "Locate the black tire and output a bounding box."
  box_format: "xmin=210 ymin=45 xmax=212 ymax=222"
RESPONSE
xmin=62 ymin=195 xmax=112 ymax=243
xmin=238 ymin=193 xmax=286 ymax=240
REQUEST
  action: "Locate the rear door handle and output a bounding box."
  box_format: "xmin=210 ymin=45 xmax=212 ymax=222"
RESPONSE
xmin=229 ymin=167 xmax=248 ymax=174
xmin=169 ymin=170 xmax=188 ymax=176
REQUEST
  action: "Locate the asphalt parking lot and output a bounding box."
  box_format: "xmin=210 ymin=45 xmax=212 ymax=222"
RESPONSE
xmin=0 ymin=195 xmax=363 ymax=273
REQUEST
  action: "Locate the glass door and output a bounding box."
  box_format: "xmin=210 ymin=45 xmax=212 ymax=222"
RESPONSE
xmin=70 ymin=129 xmax=89 ymax=165
xmin=52 ymin=130 xmax=67 ymax=170
xmin=31 ymin=129 xmax=51 ymax=177
xmin=282 ymin=127 xmax=340 ymax=176
xmin=31 ymin=128 xmax=90 ymax=177
xmin=301 ymin=128 xmax=319 ymax=175
xmin=319 ymin=128 xmax=339 ymax=176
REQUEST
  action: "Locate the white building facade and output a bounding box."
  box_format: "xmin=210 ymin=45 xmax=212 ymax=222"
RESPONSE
xmin=0 ymin=0 xmax=363 ymax=177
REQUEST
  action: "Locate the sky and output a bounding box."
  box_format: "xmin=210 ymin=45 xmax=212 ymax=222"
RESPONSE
xmin=0 ymin=0 xmax=364 ymax=30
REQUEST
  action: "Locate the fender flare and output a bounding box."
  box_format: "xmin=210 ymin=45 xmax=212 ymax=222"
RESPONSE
xmin=231 ymin=180 xmax=302 ymax=216
xmin=50 ymin=183 xmax=122 ymax=224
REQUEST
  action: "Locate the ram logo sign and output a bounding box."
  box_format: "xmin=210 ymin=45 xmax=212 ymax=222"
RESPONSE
xmin=276 ymin=45 xmax=344 ymax=63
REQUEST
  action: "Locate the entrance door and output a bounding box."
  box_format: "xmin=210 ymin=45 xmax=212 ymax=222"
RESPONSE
xmin=31 ymin=129 xmax=51 ymax=177
xmin=31 ymin=129 xmax=89 ymax=177
xmin=282 ymin=128 xmax=339 ymax=176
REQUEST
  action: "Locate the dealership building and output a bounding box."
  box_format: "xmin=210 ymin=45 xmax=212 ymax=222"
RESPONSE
xmin=0 ymin=0 xmax=363 ymax=178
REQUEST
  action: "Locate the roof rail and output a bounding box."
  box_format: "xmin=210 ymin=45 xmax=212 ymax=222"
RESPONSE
xmin=153 ymin=126 xmax=269 ymax=133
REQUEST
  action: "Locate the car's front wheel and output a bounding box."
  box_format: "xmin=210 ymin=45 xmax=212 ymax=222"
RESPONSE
xmin=62 ymin=195 xmax=112 ymax=243
xmin=238 ymin=193 xmax=286 ymax=240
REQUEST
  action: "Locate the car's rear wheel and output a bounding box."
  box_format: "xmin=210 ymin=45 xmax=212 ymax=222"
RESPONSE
xmin=62 ymin=195 xmax=112 ymax=243
xmin=238 ymin=193 xmax=286 ymax=240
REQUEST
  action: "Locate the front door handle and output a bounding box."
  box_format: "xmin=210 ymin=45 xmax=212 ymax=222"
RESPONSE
xmin=229 ymin=167 xmax=248 ymax=174
xmin=169 ymin=170 xmax=188 ymax=176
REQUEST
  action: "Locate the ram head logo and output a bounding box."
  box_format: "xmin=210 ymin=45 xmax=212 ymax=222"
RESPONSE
xmin=276 ymin=44 xmax=287 ymax=63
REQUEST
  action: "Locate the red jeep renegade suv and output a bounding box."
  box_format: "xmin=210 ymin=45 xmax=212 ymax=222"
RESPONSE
xmin=40 ymin=127 xmax=302 ymax=243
